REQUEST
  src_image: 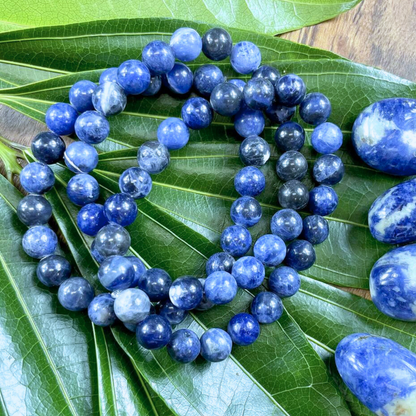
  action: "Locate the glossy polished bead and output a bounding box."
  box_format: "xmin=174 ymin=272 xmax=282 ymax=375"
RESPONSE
xmin=163 ymin=63 xmax=193 ymax=94
xmin=230 ymin=196 xmax=262 ymax=228
xmin=234 ymin=107 xmax=265 ymax=138
xmin=271 ymin=209 xmax=303 ymax=242
xmin=285 ymin=240 xmax=316 ymax=271
xmin=229 ymin=79 xmax=246 ymax=92
xmin=67 ymin=174 xmax=99 ymax=206
xmin=158 ymin=300 xmax=188 ymax=325
xmin=142 ymin=75 xmax=162 ymax=96
xmin=125 ymin=256 xmax=146 ymax=287
xmin=200 ymin=328 xmax=232 ymax=362
xmin=239 ymin=135 xmax=270 ymax=166
xmin=142 ymin=40 xmax=175 ymax=75
xmin=274 ymin=121 xmax=305 ymax=152
xmin=302 ymin=215 xmax=329 ymax=245
xmin=170 ymin=27 xmax=202 ymax=62
xmin=251 ymin=292 xmax=283 ymax=324
xmin=58 ymin=277 xmax=94 ymax=311
xmin=69 ymin=80 xmax=96 ymax=113
xmin=210 ymin=82 xmax=243 ymax=117
xmin=137 ymin=141 xmax=170 ymax=174
xmin=313 ymin=154 xmax=344 ymax=185
xmin=275 ymin=74 xmax=306 ymax=106
xmin=138 ymin=268 xmax=172 ymax=302
xmin=104 ymin=193 xmax=138 ymax=227
xmin=114 ymin=288 xmax=151 ymax=324
xmin=220 ymin=225 xmax=252 ymax=257
xmin=195 ymin=278 xmax=214 ymax=311
xmin=64 ymin=141 xmax=98 ymax=173
xmin=37 ymin=254 xmax=71 ymax=287
xmin=77 ymin=203 xmax=108 ymax=236
xmin=31 ymin=132 xmax=65 ymax=164
xmin=254 ymin=234 xmax=286 ymax=267
xmin=98 ymin=255 xmax=135 ymax=290
xmin=205 ymin=252 xmax=235 ymax=275
xmin=227 ymin=313 xmax=260 ymax=346
xmin=278 ymin=180 xmax=309 ymax=210
xmin=119 ymin=167 xmax=152 ymax=199
xmin=91 ymin=240 xmax=105 ymax=264
xmin=169 ymin=276 xmax=203 ymax=310
xmin=231 ymin=256 xmax=265 ymax=289
xmin=45 ymin=103 xmax=78 ymax=136
xmin=276 ymin=151 xmax=308 ymax=182
xmin=252 ymin=65 xmax=280 ymax=86
xmin=265 ymin=102 xmax=296 ymax=125
xmin=181 ymin=97 xmax=213 ymax=130
xmin=269 ymin=266 xmax=300 ymax=298
xmin=94 ymin=223 xmax=131 ymax=258
xmin=311 ymin=122 xmax=343 ymax=154
xmin=202 ymin=28 xmax=232 ymax=61
xmin=167 ymin=329 xmax=201 ymax=363
xmin=244 ymin=78 xmax=274 ymax=110
xmin=99 ymin=67 xmax=118 ymax=84
xmin=308 ymin=185 xmax=338 ymax=216
xmin=117 ymin=59 xmax=150 ymax=95
xmin=136 ymin=315 xmax=172 ymax=350
xmin=20 ymin=162 xmax=55 ymax=194
xmin=157 ymin=117 xmax=190 ymax=150
xmin=230 ymin=41 xmax=261 ymax=74
xmin=22 ymin=226 xmax=57 ymax=259
xmin=300 ymin=93 xmax=331 ymax=126
xmin=92 ymin=82 xmax=127 ymax=116
xmin=88 ymin=293 xmax=116 ymax=326
xmin=193 ymin=64 xmax=224 ymax=96
xmin=205 ymin=271 xmax=238 ymax=305
xmin=74 ymin=110 xmax=110 ymax=144
xmin=234 ymin=166 xmax=265 ymax=197
xmin=17 ymin=195 xmax=52 ymax=226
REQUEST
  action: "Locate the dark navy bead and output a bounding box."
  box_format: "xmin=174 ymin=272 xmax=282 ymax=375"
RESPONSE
xmin=170 ymin=28 xmax=202 ymax=62
xmin=117 ymin=59 xmax=151 ymax=95
xmin=230 ymin=41 xmax=261 ymax=74
xmin=302 ymin=215 xmax=329 ymax=245
xmin=269 ymin=266 xmax=300 ymax=298
xmin=244 ymin=78 xmax=274 ymax=110
xmin=88 ymin=293 xmax=116 ymax=327
xmin=230 ymin=196 xmax=262 ymax=228
xmin=67 ymin=174 xmax=99 ymax=206
xmin=265 ymin=102 xmax=296 ymax=124
xmin=271 ymin=209 xmax=303 ymax=242
xmin=227 ymin=313 xmax=260 ymax=346
xmin=311 ymin=122 xmax=343 ymax=154
xmin=20 ymin=162 xmax=55 ymax=194
xmin=285 ymin=240 xmax=316 ymax=271
xmin=252 ymin=65 xmax=280 ymax=85
xmin=99 ymin=68 xmax=118 ymax=84
xmin=58 ymin=277 xmax=94 ymax=311
xmin=142 ymin=75 xmax=162 ymax=96
xmin=104 ymin=193 xmax=137 ymax=227
xmin=206 ymin=252 xmax=235 ymax=275
xmin=167 ymin=329 xmax=201 ymax=363
xmin=231 ymin=256 xmax=264 ymax=289
xmin=193 ymin=64 xmax=224 ymax=96
xmin=200 ymin=328 xmax=232 ymax=362
xmin=137 ymin=141 xmax=170 ymax=174
xmin=37 ymin=254 xmax=71 ymax=287
xmin=92 ymin=82 xmax=127 ymax=116
xmin=234 ymin=107 xmax=265 ymax=138
xmin=195 ymin=278 xmax=214 ymax=311
xmin=251 ymin=292 xmax=283 ymax=324
xmin=228 ymin=79 xmax=246 ymax=92
xmin=64 ymin=142 xmax=98 ymax=173
xmin=278 ymin=180 xmax=309 ymax=210
xmin=157 ymin=117 xmax=190 ymax=150
xmin=98 ymin=255 xmax=135 ymax=290
xmin=275 ymin=74 xmax=306 ymax=106
xmin=119 ymin=167 xmax=152 ymax=200
xmin=74 ymin=110 xmax=110 ymax=144
xmin=308 ymin=185 xmax=338 ymax=216
xmin=136 ymin=315 xmax=172 ymax=350
xmin=22 ymin=226 xmax=57 ymax=259
xmin=276 ymin=150 xmax=308 ymax=181
xmin=31 ymin=132 xmax=65 ymax=164
xmin=205 ymin=271 xmax=238 ymax=305
xmin=234 ymin=166 xmax=265 ymax=197
xmin=163 ymin=63 xmax=193 ymax=95
xmin=17 ymin=195 xmax=52 ymax=226
xmin=169 ymin=276 xmax=203 ymax=310
xmin=210 ymin=82 xmax=243 ymax=117
xmin=202 ymin=28 xmax=232 ymax=61
xmin=94 ymin=224 xmax=131 ymax=258
xmin=45 ymin=103 xmax=78 ymax=136
xmin=114 ymin=288 xmax=151 ymax=324
xmin=313 ymin=154 xmax=344 ymax=185
xmin=181 ymin=97 xmax=213 ymax=130
xmin=274 ymin=122 xmax=305 ymax=152
xmin=69 ymin=80 xmax=96 ymax=113
xmin=142 ymin=40 xmax=175 ymax=75
xmin=125 ymin=256 xmax=146 ymax=287
xmin=158 ymin=300 xmax=188 ymax=325
xmin=299 ymin=93 xmax=331 ymax=126
xmin=253 ymin=234 xmax=286 ymax=267
xmin=220 ymin=225 xmax=252 ymax=257
xmin=138 ymin=268 xmax=172 ymax=302
xmin=239 ymin=135 xmax=270 ymax=166
xmin=77 ymin=203 xmax=108 ymax=236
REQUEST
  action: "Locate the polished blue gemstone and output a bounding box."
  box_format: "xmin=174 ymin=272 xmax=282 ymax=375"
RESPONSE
xmin=37 ymin=254 xmax=71 ymax=287
xmin=311 ymin=122 xmax=343 ymax=154
xmin=193 ymin=64 xmax=224 ymax=96
xmin=114 ymin=288 xmax=151 ymax=324
xmin=251 ymin=292 xmax=283 ymax=324
xmin=58 ymin=277 xmax=94 ymax=311
xmin=313 ymin=154 xmax=344 ymax=185
xmin=308 ymin=185 xmax=338 ymax=216
xmin=231 ymin=256 xmax=264 ymax=289
xmin=181 ymin=97 xmax=213 ymax=130
xmin=142 ymin=40 xmax=175 ymax=75
xmin=138 ymin=268 xmax=172 ymax=302
xmin=91 ymin=240 xmax=105 ymax=264
xmin=163 ymin=63 xmax=193 ymax=95
xmin=20 ymin=162 xmax=55 ymax=194
xmin=195 ymin=278 xmax=214 ymax=311
xmin=142 ymin=75 xmax=162 ymax=96
xmin=167 ymin=329 xmax=201 ymax=363
xmin=17 ymin=195 xmax=52 ymax=226
xmin=170 ymin=27 xmax=202 ymax=62
xmin=99 ymin=68 xmax=118 ymax=84
xmin=125 ymin=256 xmax=146 ymax=287
xmin=137 ymin=141 xmax=170 ymax=174
xmin=104 ymin=193 xmax=138 ymax=227
xmin=220 ymin=225 xmax=252 ymax=257
xmin=234 ymin=166 xmax=265 ymax=197
xmin=278 ymin=180 xmax=309 ymax=210
xmin=210 ymin=82 xmax=243 ymax=117
xmin=64 ymin=141 xmax=98 ymax=173
xmin=69 ymin=80 xmax=96 ymax=113
xmin=244 ymin=78 xmax=274 ymax=110
xmin=276 ymin=150 xmax=308 ymax=181
xmin=157 ymin=117 xmax=190 ymax=150
xmin=200 ymin=328 xmax=232 ymax=362
xmin=239 ymin=135 xmax=270 ymax=166
xmin=265 ymin=102 xmax=296 ymax=125
xmin=269 ymin=266 xmax=300 ymax=298
xmin=67 ymin=174 xmax=99 ymax=206
xmin=252 ymin=65 xmax=280 ymax=86
xmin=201 ymin=28 xmax=232 ymax=61
xmin=136 ymin=315 xmax=172 ymax=350
xmin=92 ymin=82 xmax=127 ymax=116
xmin=285 ymin=240 xmax=316 ymax=271
xmin=205 ymin=271 xmax=238 ymax=305
xmin=275 ymin=74 xmax=306 ymax=106
xmin=206 ymin=252 xmax=235 ymax=275
xmin=234 ymin=107 xmax=265 ymax=138
xmin=274 ymin=121 xmax=305 ymax=152
xmin=300 ymin=93 xmax=332 ymax=126
xmin=74 ymin=110 xmax=110 ymax=144
xmin=230 ymin=41 xmax=261 ymax=74
xmin=119 ymin=167 xmax=152 ymax=199
xmin=228 ymin=79 xmax=246 ymax=92
xmin=22 ymin=225 xmax=57 ymax=259
xmin=158 ymin=300 xmax=188 ymax=325
xmin=117 ymin=59 xmax=151 ymax=95
xmin=169 ymin=276 xmax=203 ymax=310
xmin=302 ymin=215 xmax=329 ymax=245
xmin=45 ymin=103 xmax=78 ymax=136
xmin=98 ymin=255 xmax=135 ymax=290
xmin=77 ymin=203 xmax=108 ymax=236
xmin=271 ymin=209 xmax=303 ymax=242
xmin=88 ymin=293 xmax=116 ymax=327
xmin=253 ymin=234 xmax=286 ymax=267
xmin=94 ymin=224 xmax=131 ymax=258
xmin=31 ymin=132 xmax=65 ymax=165
xmin=227 ymin=313 xmax=260 ymax=346
xmin=230 ymin=196 xmax=262 ymax=228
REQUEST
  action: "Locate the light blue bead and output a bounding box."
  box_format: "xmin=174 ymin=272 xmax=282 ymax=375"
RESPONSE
xmin=193 ymin=64 xmax=224 ymax=96
xmin=104 ymin=193 xmax=138 ymax=227
xmin=181 ymin=97 xmax=213 ymax=130
xmin=205 ymin=271 xmax=238 ymax=305
xmin=88 ymin=293 xmax=116 ymax=326
xmin=98 ymin=255 xmax=135 ymax=291
xmin=45 ymin=103 xmax=78 ymax=136
xmin=137 ymin=141 xmax=170 ymax=174
xmin=99 ymin=68 xmax=118 ymax=84
xmin=92 ymin=82 xmax=127 ymax=116
xmin=157 ymin=117 xmax=190 ymax=150
xmin=234 ymin=166 xmax=265 ymax=197
xmin=231 ymin=256 xmax=264 ymax=289
xmin=117 ymin=59 xmax=151 ymax=95
xmin=269 ymin=266 xmax=300 ymax=298
xmin=167 ymin=329 xmax=201 ymax=363
xmin=74 ymin=110 xmax=110 ymax=144
xmin=67 ymin=174 xmax=100 ymax=206
xmin=234 ymin=107 xmax=265 ymax=138
xmin=125 ymin=256 xmax=146 ymax=287
xmin=22 ymin=225 xmax=58 ymax=259
xmin=220 ymin=225 xmax=252 ymax=257
xmin=169 ymin=276 xmax=203 ymax=310
xmin=142 ymin=40 xmax=175 ymax=75
xmin=253 ymin=234 xmax=286 ymax=267
xmin=64 ymin=141 xmax=98 ymax=173
xmin=142 ymin=76 xmax=162 ymax=96
xmin=20 ymin=162 xmax=55 ymax=194
xmin=170 ymin=27 xmax=202 ymax=62
xmin=119 ymin=167 xmax=152 ymax=199
xmin=91 ymin=240 xmax=105 ymax=264
xmin=230 ymin=196 xmax=262 ymax=228
xmin=113 ymin=288 xmax=151 ymax=325
xmin=308 ymin=185 xmax=338 ymax=216
xmin=239 ymin=135 xmax=270 ymax=166
xmin=251 ymin=292 xmax=283 ymax=324
xmin=227 ymin=313 xmax=260 ymax=346
xmin=302 ymin=215 xmax=329 ymax=245
xmin=69 ymin=80 xmax=96 ymax=113
xmin=205 ymin=252 xmax=235 ymax=275
xmin=58 ymin=277 xmax=94 ymax=311
xmin=228 ymin=79 xmax=246 ymax=92
xmin=200 ymin=328 xmax=232 ymax=362
xmin=271 ymin=209 xmax=303 ymax=242
xmin=163 ymin=63 xmax=193 ymax=95
xmin=94 ymin=224 xmax=131 ymax=258
xmin=77 ymin=203 xmax=108 ymax=236
xmin=311 ymin=122 xmax=343 ymax=154
xmin=230 ymin=41 xmax=261 ymax=74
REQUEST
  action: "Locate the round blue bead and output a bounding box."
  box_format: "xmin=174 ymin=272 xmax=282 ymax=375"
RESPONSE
xmin=275 ymin=122 xmax=305 ymax=152
xmin=231 ymin=256 xmax=265 ymax=289
xmin=77 ymin=203 xmax=108 ymax=236
xmin=142 ymin=75 xmax=162 ymax=96
xmin=201 ymin=28 xmax=232 ymax=61
xmin=138 ymin=268 xmax=172 ymax=302
xmin=45 ymin=103 xmax=78 ymax=136
xmin=163 ymin=63 xmax=193 ymax=95
xmin=157 ymin=117 xmax=190 ymax=150
xmin=269 ymin=266 xmax=301 ymax=298
xmin=239 ymin=135 xmax=270 ymax=166
xmin=230 ymin=196 xmax=262 ymax=228
xmin=22 ymin=225 xmax=57 ymax=259
xmin=119 ymin=167 xmax=152 ymax=199
xmin=234 ymin=108 xmax=265 ymax=138
xmin=169 ymin=276 xmax=203 ymax=310
xmin=275 ymin=74 xmax=306 ymax=107
xmin=67 ymin=174 xmax=99 ymax=206
xmin=31 ymin=132 xmax=65 ymax=165
xmin=230 ymin=41 xmax=261 ymax=74
xmin=92 ymin=82 xmax=127 ymax=116
xmin=125 ymin=256 xmax=146 ymax=287
xmin=170 ymin=27 xmax=202 ymax=62
xmin=271 ymin=209 xmax=303 ymax=242
xmin=36 ymin=254 xmax=71 ymax=287
xmin=195 ymin=278 xmax=214 ymax=311
xmin=104 ymin=193 xmax=138 ymax=227
xmin=308 ymin=185 xmax=338 ymax=216
xmin=94 ymin=224 xmax=131 ymax=258
xmin=167 ymin=329 xmax=201 ymax=363
xmin=193 ymin=64 xmax=224 ymax=96
xmin=88 ymin=293 xmax=116 ymax=327
xmin=244 ymin=78 xmax=274 ymax=110
xmin=69 ymin=80 xmax=96 ymax=113
xmin=227 ymin=313 xmax=260 ymax=346
xmin=251 ymin=292 xmax=283 ymax=324
xmin=311 ymin=122 xmax=343 ymax=154
xmin=265 ymin=102 xmax=296 ymax=125
xmin=137 ymin=315 xmax=172 ymax=350
xmin=300 ymin=92 xmax=332 ymax=126
xmin=210 ymin=82 xmax=243 ymax=117
xmin=252 ymin=65 xmax=281 ymax=86
xmin=99 ymin=68 xmax=118 ymax=84
xmin=234 ymin=166 xmax=265 ymax=197
xmin=278 ymin=179 xmax=309 ymax=211
xmin=276 ymin=150 xmax=308 ymax=182
xmin=91 ymin=240 xmax=105 ymax=264
xmin=158 ymin=300 xmax=188 ymax=325
xmin=206 ymin=252 xmax=235 ymax=275
xmin=254 ymin=234 xmax=286 ymax=267
xmin=20 ymin=162 xmax=55 ymax=194
xmin=229 ymin=79 xmax=246 ymax=92
xmin=17 ymin=195 xmax=52 ymax=226
xmin=205 ymin=271 xmax=238 ymax=305
xmin=302 ymin=215 xmax=329 ymax=245
xmin=117 ymin=59 xmax=151 ymax=95
xmin=181 ymin=97 xmax=213 ymax=130
xmin=285 ymin=240 xmax=316 ymax=271
xmin=220 ymin=225 xmax=252 ymax=257
xmin=114 ymin=288 xmax=150 ymax=325
xmin=142 ymin=40 xmax=175 ymax=75
xmin=313 ymin=154 xmax=344 ymax=185
xmin=137 ymin=141 xmax=170 ymax=174
xmin=98 ymin=255 xmax=135 ymax=290
xmin=58 ymin=277 xmax=94 ymax=311
xmin=64 ymin=141 xmax=98 ymax=173
xmin=74 ymin=110 xmax=110 ymax=144
xmin=200 ymin=328 xmax=232 ymax=362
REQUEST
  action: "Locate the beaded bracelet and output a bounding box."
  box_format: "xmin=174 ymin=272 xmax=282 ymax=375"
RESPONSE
xmin=16 ymin=26 xmax=344 ymax=364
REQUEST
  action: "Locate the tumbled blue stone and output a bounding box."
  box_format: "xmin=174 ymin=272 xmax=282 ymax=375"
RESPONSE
xmin=210 ymin=82 xmax=243 ymax=117
xmin=201 ymin=28 xmax=232 ymax=61
xmin=45 ymin=103 xmax=78 ymax=136
xmin=58 ymin=277 xmax=94 ymax=311
xmin=195 ymin=278 xmax=214 ymax=311
xmin=299 ymin=93 xmax=331 ymax=126
xmin=251 ymin=291 xmax=283 ymax=324
xmin=170 ymin=27 xmax=202 ymax=62
xmin=269 ymin=266 xmax=300 ymax=298
xmin=64 ymin=141 xmax=98 ymax=173
xmin=205 ymin=271 xmax=238 ymax=305
xmin=142 ymin=75 xmax=162 ymax=96
xmin=252 ymin=65 xmax=280 ymax=86
xmin=239 ymin=135 xmax=270 ymax=166
xmin=169 ymin=276 xmax=203 ymax=310
xmin=98 ymin=255 xmax=135 ymax=291
xmin=69 ymin=80 xmax=96 ymax=113
xmin=31 ymin=131 xmax=65 ymax=165
xmin=17 ymin=195 xmax=52 ymax=227
xmin=37 ymin=254 xmax=71 ymax=287
xmin=104 ymin=193 xmax=138 ymax=227
xmin=136 ymin=315 xmax=172 ymax=350
xmin=230 ymin=41 xmax=261 ymax=74
xmin=253 ymin=234 xmax=286 ymax=267
xmin=157 ymin=117 xmax=190 ymax=150
xmin=228 ymin=79 xmax=246 ymax=92
xmin=138 ymin=268 xmax=172 ymax=302
xmin=200 ymin=328 xmax=232 ymax=362
xmin=99 ymin=68 xmax=118 ymax=84
xmin=285 ymin=240 xmax=316 ymax=271
xmin=308 ymin=185 xmax=338 ymax=216
xmin=181 ymin=97 xmax=213 ymax=130
xmin=117 ymin=59 xmax=151 ymax=95
xmin=193 ymin=64 xmax=224 ymax=97
xmin=125 ymin=256 xmax=146 ymax=287
xmin=163 ymin=63 xmax=193 ymax=95
xmin=234 ymin=166 xmax=266 ymax=197
xmin=352 ymin=98 xmax=416 ymax=175
xmin=67 ymin=174 xmax=100 ymax=206
xmin=137 ymin=141 xmax=170 ymax=174
xmin=311 ymin=122 xmax=343 ymax=154
xmin=231 ymin=256 xmax=264 ymax=289
xmin=265 ymin=102 xmax=296 ymax=125
xmin=302 ymin=215 xmax=329 ymax=245
xmin=270 ymin=209 xmax=303 ymax=242
xmin=88 ymin=293 xmax=116 ymax=327
xmin=119 ymin=167 xmax=152 ymax=199
xmin=275 ymin=74 xmax=306 ymax=107
xmin=22 ymin=226 xmax=57 ymax=259
xmin=74 ymin=110 xmax=110 ymax=144
xmin=167 ymin=329 xmax=201 ymax=363
xmin=234 ymin=107 xmax=265 ymax=138
xmin=114 ymin=288 xmax=151 ymax=325
xmin=220 ymin=225 xmax=252 ymax=257
xmin=230 ymin=196 xmax=262 ymax=228
xmin=274 ymin=121 xmax=305 ymax=152
xmin=77 ymin=203 xmax=108 ymax=236
xmin=313 ymin=154 xmax=345 ymax=185
xmin=227 ymin=313 xmax=260 ymax=346
xmin=20 ymin=162 xmax=55 ymax=194
xmin=158 ymin=300 xmax=188 ymax=325
xmin=206 ymin=252 xmax=235 ymax=275
xmin=244 ymin=78 xmax=274 ymax=111
xmin=336 ymin=333 xmax=416 ymax=415
xmin=94 ymin=224 xmax=131 ymax=258
xmin=92 ymin=82 xmax=127 ymax=116
xmin=142 ymin=40 xmax=175 ymax=75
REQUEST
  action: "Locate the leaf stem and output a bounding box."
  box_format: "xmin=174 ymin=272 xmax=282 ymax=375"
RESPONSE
xmin=0 ymin=136 xmax=22 ymax=181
